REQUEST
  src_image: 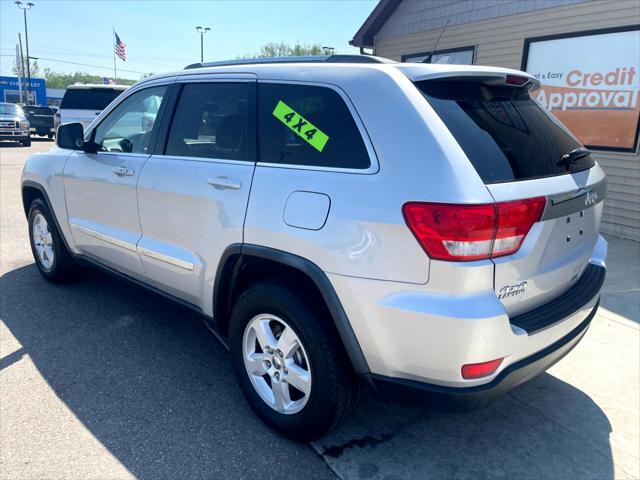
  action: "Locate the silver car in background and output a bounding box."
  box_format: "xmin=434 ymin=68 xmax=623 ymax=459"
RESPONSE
xmin=56 ymin=84 xmax=129 ymax=129
xmin=21 ymin=55 xmax=607 ymax=440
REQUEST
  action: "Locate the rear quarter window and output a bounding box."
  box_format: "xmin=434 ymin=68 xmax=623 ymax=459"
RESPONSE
xmin=60 ymin=88 xmax=124 ymax=110
xmin=417 ymin=80 xmax=596 ymax=184
xmin=258 ymin=83 xmax=371 ymax=170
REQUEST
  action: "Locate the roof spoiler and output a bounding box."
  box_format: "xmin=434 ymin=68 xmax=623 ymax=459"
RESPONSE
xmin=408 ymin=70 xmax=541 ymax=91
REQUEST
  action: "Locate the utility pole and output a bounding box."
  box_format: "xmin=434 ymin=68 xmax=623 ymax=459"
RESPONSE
xmin=16 ymin=43 xmax=23 ymax=104
xmin=15 ymin=1 xmax=34 ymax=105
xmin=195 ymin=26 xmax=211 ymax=63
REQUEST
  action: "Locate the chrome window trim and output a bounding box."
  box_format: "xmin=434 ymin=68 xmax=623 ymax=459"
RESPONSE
xmin=256 ymin=80 xmax=380 ymax=175
xmin=149 ymin=154 xmax=255 ymax=166
xmin=137 ymin=246 xmax=195 ymax=271
xmin=92 ymin=151 xmax=151 ymax=159
xmin=70 ymin=221 xmax=138 ymax=252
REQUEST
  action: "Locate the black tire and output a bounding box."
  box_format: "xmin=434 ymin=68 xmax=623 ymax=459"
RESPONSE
xmin=21 ymin=138 xmax=31 ymax=147
xmin=28 ymin=198 xmax=82 ymax=282
xmin=47 ymin=133 xmax=54 ymax=140
xmin=229 ymin=282 xmax=360 ymax=441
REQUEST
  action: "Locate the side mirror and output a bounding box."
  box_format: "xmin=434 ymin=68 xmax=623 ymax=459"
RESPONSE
xmin=141 ymin=115 xmax=155 ymax=131
xmin=56 ymin=122 xmax=100 ymax=153
xmin=56 ymin=123 xmax=85 ymax=150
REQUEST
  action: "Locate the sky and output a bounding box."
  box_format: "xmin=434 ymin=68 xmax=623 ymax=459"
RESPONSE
xmin=0 ymin=0 xmax=377 ymax=80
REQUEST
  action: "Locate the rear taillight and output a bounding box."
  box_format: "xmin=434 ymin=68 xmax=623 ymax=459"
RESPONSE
xmin=403 ymin=197 xmax=545 ymax=262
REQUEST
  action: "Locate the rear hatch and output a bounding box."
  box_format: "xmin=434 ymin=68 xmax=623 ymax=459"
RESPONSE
xmin=25 ymin=106 xmax=55 ymax=128
xmin=415 ymin=76 xmax=605 ymax=318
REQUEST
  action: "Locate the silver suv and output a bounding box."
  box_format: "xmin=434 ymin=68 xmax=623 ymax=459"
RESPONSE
xmin=22 ymin=55 xmax=607 ymax=440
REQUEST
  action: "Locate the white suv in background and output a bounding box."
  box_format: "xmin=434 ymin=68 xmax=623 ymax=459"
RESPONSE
xmin=56 ymin=84 xmax=129 ymax=128
xmin=22 ymin=55 xmax=607 ymax=440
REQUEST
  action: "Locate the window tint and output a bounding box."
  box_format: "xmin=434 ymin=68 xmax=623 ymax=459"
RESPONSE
xmin=259 ymin=83 xmax=370 ymax=169
xmin=93 ymin=86 xmax=166 ymax=154
xmin=60 ymin=88 xmax=124 ymax=110
xmin=417 ymin=80 xmax=595 ymax=184
xmin=165 ymin=83 xmax=250 ymax=161
xmin=25 ymin=106 xmax=55 ymax=115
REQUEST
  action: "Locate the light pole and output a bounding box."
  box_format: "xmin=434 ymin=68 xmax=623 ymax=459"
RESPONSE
xmin=195 ymin=26 xmax=211 ymax=63
xmin=15 ymin=1 xmax=34 ymax=105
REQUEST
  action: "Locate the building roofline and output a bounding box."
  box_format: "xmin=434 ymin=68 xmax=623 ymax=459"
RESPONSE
xmin=350 ymin=0 xmax=401 ymax=49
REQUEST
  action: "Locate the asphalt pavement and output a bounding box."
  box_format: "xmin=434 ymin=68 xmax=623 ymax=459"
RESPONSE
xmin=1 ymin=140 xmax=639 ymax=480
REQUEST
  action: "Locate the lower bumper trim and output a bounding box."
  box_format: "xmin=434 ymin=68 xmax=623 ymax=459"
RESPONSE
xmin=0 ymin=134 xmax=29 ymax=141
xmin=368 ymin=298 xmax=599 ymax=410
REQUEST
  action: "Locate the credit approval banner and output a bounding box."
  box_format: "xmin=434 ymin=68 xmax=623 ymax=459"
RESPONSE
xmin=525 ymin=29 xmax=640 ymax=151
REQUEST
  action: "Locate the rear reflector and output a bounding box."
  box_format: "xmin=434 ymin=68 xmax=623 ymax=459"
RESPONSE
xmin=403 ymin=197 xmax=545 ymax=261
xmin=462 ymin=358 xmax=503 ymax=379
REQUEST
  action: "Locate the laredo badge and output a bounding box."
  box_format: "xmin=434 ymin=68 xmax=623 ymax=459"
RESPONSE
xmin=272 ymin=100 xmax=329 ymax=152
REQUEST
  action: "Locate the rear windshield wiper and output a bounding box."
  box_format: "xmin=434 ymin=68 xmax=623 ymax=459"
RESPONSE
xmin=558 ymin=147 xmax=590 ymax=168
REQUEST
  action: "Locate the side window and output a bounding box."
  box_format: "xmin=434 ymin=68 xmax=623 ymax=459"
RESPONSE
xmin=93 ymin=86 xmax=166 ymax=154
xmin=165 ymin=82 xmax=250 ymax=161
xmin=258 ymin=83 xmax=370 ymax=169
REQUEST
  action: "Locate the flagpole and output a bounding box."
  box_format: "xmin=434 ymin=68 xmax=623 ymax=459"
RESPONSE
xmin=112 ymin=27 xmax=117 ymax=83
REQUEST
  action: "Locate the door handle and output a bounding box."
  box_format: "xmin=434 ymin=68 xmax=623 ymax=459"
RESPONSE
xmin=112 ymin=166 xmax=135 ymax=176
xmin=207 ymin=177 xmax=241 ymax=190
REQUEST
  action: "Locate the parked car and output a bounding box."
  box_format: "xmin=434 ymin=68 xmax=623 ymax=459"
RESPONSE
xmin=24 ymin=105 xmax=57 ymax=139
xmin=57 ymin=84 xmax=128 ymax=129
xmin=0 ymin=102 xmax=30 ymax=147
xmin=21 ymin=55 xmax=607 ymax=441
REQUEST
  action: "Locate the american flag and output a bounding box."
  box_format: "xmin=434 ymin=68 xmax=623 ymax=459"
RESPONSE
xmin=115 ymin=32 xmax=126 ymax=61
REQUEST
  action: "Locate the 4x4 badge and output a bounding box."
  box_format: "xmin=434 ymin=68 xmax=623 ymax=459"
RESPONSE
xmin=585 ymin=190 xmax=598 ymax=206
xmin=498 ymin=281 xmax=527 ymax=300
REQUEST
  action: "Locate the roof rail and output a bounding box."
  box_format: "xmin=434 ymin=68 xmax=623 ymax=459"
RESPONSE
xmin=184 ymin=54 xmax=394 ymax=70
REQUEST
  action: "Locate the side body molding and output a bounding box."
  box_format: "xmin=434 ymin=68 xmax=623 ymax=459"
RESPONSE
xmin=213 ymin=244 xmax=370 ymax=375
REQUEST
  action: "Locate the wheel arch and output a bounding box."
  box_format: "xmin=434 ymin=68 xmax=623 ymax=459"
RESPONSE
xmin=213 ymin=244 xmax=370 ymax=375
xmin=22 ymin=180 xmax=73 ymax=254
xmin=22 ymin=181 xmax=46 ymax=218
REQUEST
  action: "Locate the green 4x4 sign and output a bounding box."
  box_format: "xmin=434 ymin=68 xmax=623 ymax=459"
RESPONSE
xmin=272 ymin=100 xmax=329 ymax=152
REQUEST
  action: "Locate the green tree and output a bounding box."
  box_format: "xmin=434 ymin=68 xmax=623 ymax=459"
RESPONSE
xmin=12 ymin=58 xmax=40 ymax=77
xmin=239 ymin=41 xmax=325 ymax=59
xmin=42 ymin=68 xmax=136 ymax=88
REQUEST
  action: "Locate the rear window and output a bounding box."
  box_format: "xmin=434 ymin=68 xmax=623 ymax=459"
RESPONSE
xmin=25 ymin=106 xmax=55 ymax=115
xmin=60 ymin=88 xmax=124 ymax=110
xmin=417 ymin=80 xmax=596 ymax=184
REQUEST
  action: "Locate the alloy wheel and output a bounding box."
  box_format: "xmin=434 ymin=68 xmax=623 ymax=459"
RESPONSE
xmin=32 ymin=212 xmax=54 ymax=271
xmin=242 ymin=314 xmax=312 ymax=414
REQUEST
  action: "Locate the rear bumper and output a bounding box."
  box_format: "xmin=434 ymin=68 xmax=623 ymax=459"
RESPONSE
xmin=369 ymin=298 xmax=599 ymax=409
xmin=30 ymin=127 xmax=55 ymax=134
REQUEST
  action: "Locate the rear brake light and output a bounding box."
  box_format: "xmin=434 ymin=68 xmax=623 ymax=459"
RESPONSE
xmin=462 ymin=358 xmax=503 ymax=379
xmin=403 ymin=197 xmax=545 ymax=262
xmin=505 ymin=74 xmax=529 ymax=86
